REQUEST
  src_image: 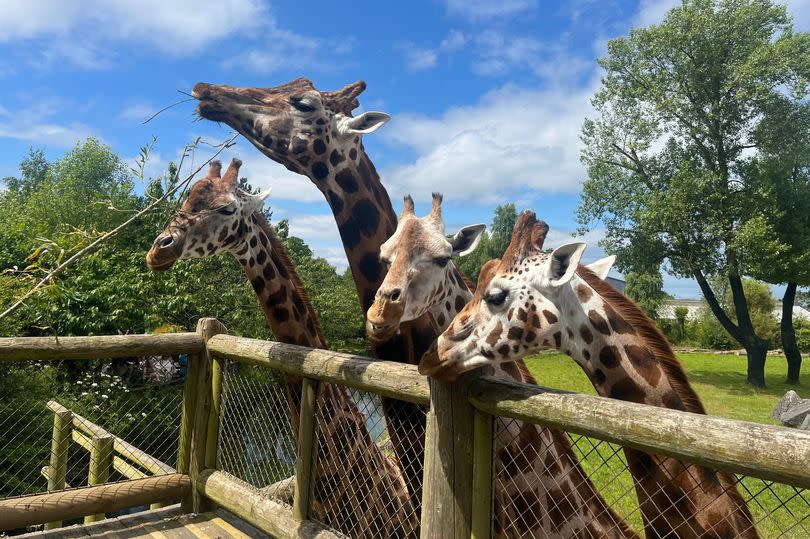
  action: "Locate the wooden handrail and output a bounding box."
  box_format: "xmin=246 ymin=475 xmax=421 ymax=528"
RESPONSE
xmin=48 ymin=401 xmax=175 ymax=476
xmin=0 ymin=333 xmax=204 ymax=362
xmin=469 ymin=376 xmax=810 ymax=489
xmin=0 ymin=474 xmax=190 ymax=531
xmin=206 ymin=334 xmax=430 ymax=405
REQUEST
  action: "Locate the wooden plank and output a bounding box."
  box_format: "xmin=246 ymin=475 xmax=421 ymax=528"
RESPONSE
xmin=469 ymin=376 xmax=810 ymax=489
xmin=85 ymin=434 xmax=114 ymax=523
xmin=0 ymin=333 xmax=204 ymax=362
xmin=420 ymin=369 xmax=482 ymax=539
xmin=0 ymin=474 xmax=191 ymax=531
xmin=293 ymin=378 xmax=319 ymax=521
xmin=188 ymin=318 xmax=227 ymax=513
xmin=207 ymin=334 xmax=430 ymax=405
xmin=51 ymin=401 xmax=175 ymax=476
xmin=44 ymin=405 xmax=72 ymax=530
xmin=196 ymin=469 xmax=340 ymax=539
xmin=203 ymin=353 xmax=224 ymax=470
xmin=471 ymin=409 xmax=494 ymax=539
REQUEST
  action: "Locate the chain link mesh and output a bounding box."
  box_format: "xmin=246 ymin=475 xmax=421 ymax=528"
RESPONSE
xmin=216 ymin=360 xmax=298 ymax=505
xmin=311 ymin=387 xmax=421 ymax=539
xmin=494 ymin=419 xmax=809 ymax=539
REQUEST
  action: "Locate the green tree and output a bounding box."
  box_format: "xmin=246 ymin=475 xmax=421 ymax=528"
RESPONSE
xmin=579 ymin=0 xmax=810 ymax=386
xmin=734 ymin=98 xmax=810 ymax=383
xmin=624 ymin=271 xmax=667 ymax=320
xmin=488 ymin=203 xmax=517 ymax=258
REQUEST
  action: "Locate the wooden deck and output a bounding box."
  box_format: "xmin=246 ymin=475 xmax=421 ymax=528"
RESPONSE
xmin=16 ymin=505 xmax=269 ymax=538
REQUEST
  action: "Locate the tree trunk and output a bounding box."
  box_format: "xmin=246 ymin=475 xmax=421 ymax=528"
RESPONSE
xmin=745 ymin=339 xmax=768 ymax=388
xmin=782 ymin=282 xmax=802 ymax=385
xmin=728 ymin=273 xmax=769 ymax=388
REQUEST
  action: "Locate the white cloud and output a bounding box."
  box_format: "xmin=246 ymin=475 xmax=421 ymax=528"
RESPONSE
xmin=0 ymin=0 xmax=267 ymax=51
xmin=222 ymin=27 xmax=326 ymax=74
xmin=398 ymin=30 xmax=466 ymax=72
xmin=445 ymin=0 xmax=537 ymax=20
xmin=381 ymin=81 xmax=596 ymax=204
xmin=0 ymin=98 xmax=96 ymax=147
xmin=634 ymin=0 xmax=679 ymax=26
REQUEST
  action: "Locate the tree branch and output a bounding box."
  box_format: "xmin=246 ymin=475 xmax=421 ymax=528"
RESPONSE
xmin=0 ymin=133 xmax=239 ymax=322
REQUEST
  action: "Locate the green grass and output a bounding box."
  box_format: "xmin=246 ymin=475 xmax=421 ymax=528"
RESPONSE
xmin=520 ymin=352 xmax=809 ymax=538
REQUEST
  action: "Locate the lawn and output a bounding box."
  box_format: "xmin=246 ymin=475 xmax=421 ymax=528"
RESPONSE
xmin=524 ymin=351 xmax=810 ymax=424
xmin=518 ymin=352 xmax=809 ymax=538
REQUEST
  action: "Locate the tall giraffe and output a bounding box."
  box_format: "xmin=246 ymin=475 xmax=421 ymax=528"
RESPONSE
xmin=146 ymin=159 xmax=418 ymax=538
xmin=427 ymin=210 xmax=759 ymax=539
xmin=367 ymin=193 xmax=637 ymax=538
xmin=192 ymin=78 xmax=433 ymax=506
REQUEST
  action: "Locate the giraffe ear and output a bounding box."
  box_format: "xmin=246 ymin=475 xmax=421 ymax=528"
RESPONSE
xmin=340 ymin=111 xmax=391 ymax=135
xmin=247 ymin=188 xmax=272 ymax=210
xmin=546 ymin=242 xmax=586 ymax=287
xmin=586 ymin=255 xmax=615 ymax=279
xmin=450 ymin=224 xmax=486 ymax=257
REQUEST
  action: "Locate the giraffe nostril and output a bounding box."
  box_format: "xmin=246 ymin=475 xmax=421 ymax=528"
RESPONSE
xmin=158 ymin=236 xmax=174 ymax=248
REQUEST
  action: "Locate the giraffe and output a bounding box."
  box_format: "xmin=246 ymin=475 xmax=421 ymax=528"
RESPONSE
xmin=367 ymin=193 xmax=637 ymax=538
xmin=192 ymin=77 xmax=433 ymax=507
xmin=145 ymin=159 xmax=418 ymax=538
xmin=425 ymin=210 xmax=759 ymax=539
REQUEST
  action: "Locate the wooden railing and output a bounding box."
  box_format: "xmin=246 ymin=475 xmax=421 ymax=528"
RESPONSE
xmin=1 ymin=319 xmax=809 ymax=538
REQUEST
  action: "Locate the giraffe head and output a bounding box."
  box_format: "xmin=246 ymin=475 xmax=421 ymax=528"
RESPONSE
xmin=421 ymin=210 xmax=592 ymax=381
xmin=192 ymin=77 xmax=390 ymax=178
xmin=146 ymin=158 xmax=271 ymax=270
xmin=366 ymin=193 xmax=484 ymax=339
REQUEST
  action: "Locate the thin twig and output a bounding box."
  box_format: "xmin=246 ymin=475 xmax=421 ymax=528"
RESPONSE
xmin=142 ymin=98 xmax=197 ymax=125
xmin=0 ymin=132 xmax=240 ymax=322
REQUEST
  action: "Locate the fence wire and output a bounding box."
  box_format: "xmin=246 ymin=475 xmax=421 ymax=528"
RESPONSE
xmin=0 ymin=355 xmax=183 ymax=534
xmin=494 ymin=418 xmax=809 ymax=539
xmin=216 ymin=360 xmax=298 ymax=505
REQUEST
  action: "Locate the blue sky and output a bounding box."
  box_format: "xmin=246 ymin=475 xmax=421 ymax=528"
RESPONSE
xmin=1 ymin=0 xmax=808 ymax=298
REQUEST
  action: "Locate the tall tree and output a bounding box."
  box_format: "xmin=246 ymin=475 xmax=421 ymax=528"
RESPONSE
xmin=734 ymin=98 xmax=810 ymax=383
xmin=579 ymin=0 xmax=810 ymax=386
xmin=488 ymin=203 xmax=517 ymax=258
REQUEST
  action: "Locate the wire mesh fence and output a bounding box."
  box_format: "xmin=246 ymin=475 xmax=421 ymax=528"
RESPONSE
xmin=216 ymin=360 xmax=298 ymax=505
xmin=215 ymin=360 xmax=424 ymax=539
xmin=494 ymin=418 xmax=809 ymax=539
xmin=0 ymin=355 xmax=184 ymax=505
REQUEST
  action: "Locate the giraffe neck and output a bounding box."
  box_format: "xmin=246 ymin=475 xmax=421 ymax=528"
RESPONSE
xmin=230 ymin=212 xmax=418 ymax=537
xmin=556 ymin=271 xmax=702 ymax=411
xmin=303 ymin=142 xmax=397 ymax=311
xmin=236 ymin=212 xmax=325 ymax=348
xmin=547 ymin=269 xmax=757 ymax=539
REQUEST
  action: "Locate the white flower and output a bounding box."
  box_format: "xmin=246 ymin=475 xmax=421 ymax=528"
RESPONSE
xmin=76 ymin=381 xmax=82 ymax=385
xmin=91 ymin=383 xmax=98 ymax=387
xmin=101 ymin=394 xmax=109 ymax=399
xmin=81 ymin=392 xmax=88 ymax=396
xmin=141 ymin=412 xmax=147 ymax=417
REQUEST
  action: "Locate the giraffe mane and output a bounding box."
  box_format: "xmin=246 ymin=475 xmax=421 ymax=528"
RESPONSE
xmin=253 ymin=211 xmax=327 ymax=346
xmin=576 ymin=266 xmax=706 ymax=415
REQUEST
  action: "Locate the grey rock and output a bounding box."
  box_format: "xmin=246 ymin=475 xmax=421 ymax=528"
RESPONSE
xmin=782 ymin=401 xmax=810 ymax=427
xmin=771 ymin=390 xmax=802 ymax=420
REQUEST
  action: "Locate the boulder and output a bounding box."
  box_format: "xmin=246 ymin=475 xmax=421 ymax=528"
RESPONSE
xmin=771 ymin=390 xmax=810 ymax=430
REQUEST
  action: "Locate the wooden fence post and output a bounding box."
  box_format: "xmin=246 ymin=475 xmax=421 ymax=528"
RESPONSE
xmin=420 ymin=369 xmax=484 ymax=539
xmin=43 ymin=406 xmax=72 ymax=530
xmin=204 ymin=351 xmax=225 ymax=470
xmin=84 ymin=434 xmax=113 ymax=523
xmin=471 ymin=408 xmax=494 ymax=539
xmin=293 ymin=377 xmax=320 ymax=521
xmin=186 ymin=318 xmax=227 ymax=513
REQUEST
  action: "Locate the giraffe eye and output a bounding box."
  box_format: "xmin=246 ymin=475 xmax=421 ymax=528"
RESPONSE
xmin=291 ymin=97 xmax=316 ymax=113
xmin=484 ymin=289 xmax=508 ymax=307
xmin=434 ymin=257 xmax=450 ymax=267
xmin=216 ymin=203 xmax=236 ymax=215
xmin=380 ymin=257 xmax=391 ymax=268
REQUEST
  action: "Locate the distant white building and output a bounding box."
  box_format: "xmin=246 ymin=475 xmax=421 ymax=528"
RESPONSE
xmin=658 ymin=299 xmax=810 ymax=322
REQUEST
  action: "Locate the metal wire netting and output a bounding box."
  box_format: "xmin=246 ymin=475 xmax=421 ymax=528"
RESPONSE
xmin=0 ymin=356 xmax=184 ymax=502
xmin=216 ymin=360 xmax=298 ymax=505
xmin=494 ymin=418 xmax=809 ymax=539
xmin=311 ymin=387 xmax=420 ymax=539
